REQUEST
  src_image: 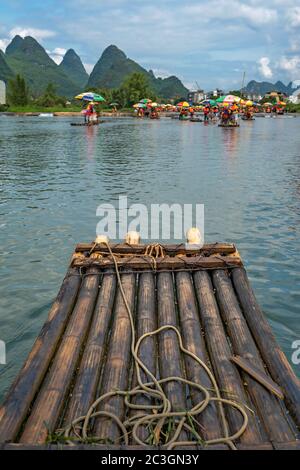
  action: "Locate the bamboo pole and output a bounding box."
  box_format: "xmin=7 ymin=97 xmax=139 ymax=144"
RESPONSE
xmin=72 ymin=255 xmax=242 ymax=271
xmin=130 ymin=272 xmax=157 ymax=443
xmin=93 ymin=273 xmax=136 ymax=443
xmin=212 ymin=269 xmax=296 ymax=442
xmin=175 ymin=272 xmax=222 ymax=440
xmin=19 ymin=267 xmax=101 ymax=444
xmin=0 ymin=268 xmax=81 ymax=443
xmin=193 ymin=270 xmax=263 ymax=444
xmin=63 ymin=273 xmax=116 ymax=425
xmin=157 ymin=272 xmax=187 ymax=440
xmin=75 ymin=243 xmax=237 ymax=256
xmin=231 ymin=267 xmax=300 ymax=427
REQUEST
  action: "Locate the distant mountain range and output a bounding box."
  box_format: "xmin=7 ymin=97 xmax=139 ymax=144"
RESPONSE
xmin=87 ymin=45 xmax=188 ymax=99
xmin=0 ymin=36 xmax=188 ymax=99
xmin=242 ymin=80 xmax=299 ymax=96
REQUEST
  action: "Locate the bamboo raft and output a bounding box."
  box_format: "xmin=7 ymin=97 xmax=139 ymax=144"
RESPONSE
xmin=218 ymin=123 xmax=240 ymax=128
xmin=70 ymin=121 xmax=104 ymax=127
xmin=0 ymin=242 xmax=299 ymax=450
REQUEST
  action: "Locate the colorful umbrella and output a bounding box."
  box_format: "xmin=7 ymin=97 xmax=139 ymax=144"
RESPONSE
xmin=109 ymin=102 xmax=119 ymax=107
xmin=139 ymin=98 xmax=152 ymax=104
xmin=177 ymin=101 xmax=190 ymax=107
xmin=223 ymin=95 xmax=241 ymax=103
xmin=133 ymin=103 xmax=146 ymax=108
xmin=75 ymin=91 xmax=105 ymax=102
xmin=201 ymin=99 xmax=217 ymax=106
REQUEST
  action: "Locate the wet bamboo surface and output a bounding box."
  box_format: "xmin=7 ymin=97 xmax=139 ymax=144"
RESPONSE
xmin=0 ymin=243 xmax=299 ymax=449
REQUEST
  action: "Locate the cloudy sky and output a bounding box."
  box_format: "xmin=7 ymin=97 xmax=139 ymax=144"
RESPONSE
xmin=1 ymin=0 xmax=300 ymax=90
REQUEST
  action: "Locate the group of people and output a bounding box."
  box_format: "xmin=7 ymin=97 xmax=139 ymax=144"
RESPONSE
xmin=179 ymin=106 xmax=196 ymax=119
xmin=203 ymin=105 xmax=219 ymax=122
xmin=137 ymin=106 xmax=159 ymax=119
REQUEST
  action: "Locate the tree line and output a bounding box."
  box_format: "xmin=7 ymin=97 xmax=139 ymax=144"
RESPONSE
xmin=5 ymin=72 xmax=169 ymax=108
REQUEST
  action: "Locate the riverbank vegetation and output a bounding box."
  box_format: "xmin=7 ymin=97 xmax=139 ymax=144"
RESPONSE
xmin=2 ymin=73 xmax=300 ymax=114
xmin=2 ymin=72 xmax=168 ymax=113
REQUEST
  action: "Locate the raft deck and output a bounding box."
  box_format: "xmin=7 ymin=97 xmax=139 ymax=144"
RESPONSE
xmin=0 ymin=242 xmax=299 ymax=450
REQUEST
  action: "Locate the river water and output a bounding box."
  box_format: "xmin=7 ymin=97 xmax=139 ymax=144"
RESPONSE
xmin=0 ymin=114 xmax=299 ymax=400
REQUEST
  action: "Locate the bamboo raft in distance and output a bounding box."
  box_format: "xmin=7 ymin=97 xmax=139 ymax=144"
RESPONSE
xmin=0 ymin=241 xmax=299 ymax=450
xmin=218 ymin=123 xmax=240 ymax=128
xmin=70 ymin=121 xmax=104 ymax=127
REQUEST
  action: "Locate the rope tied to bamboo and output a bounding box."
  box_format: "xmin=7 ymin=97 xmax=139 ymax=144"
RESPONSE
xmin=61 ymin=242 xmax=249 ymax=449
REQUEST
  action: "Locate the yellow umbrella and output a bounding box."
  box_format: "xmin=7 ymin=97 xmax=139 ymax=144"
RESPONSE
xmin=177 ymin=101 xmax=190 ymax=107
xmin=245 ymin=100 xmax=253 ymax=106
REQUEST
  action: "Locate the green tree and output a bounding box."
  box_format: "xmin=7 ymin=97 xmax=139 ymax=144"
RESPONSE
xmin=36 ymin=83 xmax=66 ymax=107
xmin=7 ymin=74 xmax=29 ymax=106
xmin=228 ymin=90 xmax=243 ymax=98
xmin=120 ymin=72 xmax=156 ymax=106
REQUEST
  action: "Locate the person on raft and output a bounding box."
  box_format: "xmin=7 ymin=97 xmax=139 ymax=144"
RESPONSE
xmin=189 ymin=106 xmax=195 ymax=119
xmin=150 ymin=107 xmax=159 ymax=119
xmin=203 ymin=105 xmax=210 ymax=122
xmin=85 ymin=102 xmax=97 ymax=124
xmin=179 ymin=107 xmax=188 ymax=119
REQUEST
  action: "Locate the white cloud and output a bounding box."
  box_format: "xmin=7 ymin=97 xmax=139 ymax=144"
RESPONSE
xmin=0 ymin=27 xmax=56 ymax=53
xmin=0 ymin=38 xmax=9 ymax=51
xmin=258 ymin=57 xmax=273 ymax=78
xmin=9 ymin=27 xmax=56 ymax=41
xmin=52 ymin=47 xmax=66 ymax=56
xmin=278 ymin=56 xmax=300 ymax=81
xmin=278 ymin=56 xmax=300 ymax=73
xmin=286 ymin=6 xmax=300 ymax=27
xmin=184 ymin=1 xmax=277 ymax=26
xmin=47 ymin=47 xmax=67 ymax=64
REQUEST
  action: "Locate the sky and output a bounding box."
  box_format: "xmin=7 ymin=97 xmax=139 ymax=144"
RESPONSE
xmin=1 ymin=0 xmax=300 ymax=91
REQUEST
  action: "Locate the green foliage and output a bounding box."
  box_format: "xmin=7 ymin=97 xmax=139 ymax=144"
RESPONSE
xmin=35 ymin=83 xmax=66 ymax=107
xmin=285 ymin=103 xmax=300 ymax=113
xmin=120 ymin=72 xmax=156 ymax=106
xmin=228 ymin=90 xmax=243 ymax=98
xmin=0 ymin=50 xmax=14 ymax=83
xmin=7 ymin=74 xmax=29 ymax=105
xmin=91 ymin=72 xmax=156 ymax=108
xmin=0 ymin=103 xmax=9 ymax=112
xmin=259 ymin=96 xmax=276 ymax=105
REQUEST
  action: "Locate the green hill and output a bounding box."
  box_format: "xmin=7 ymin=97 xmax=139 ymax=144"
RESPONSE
xmin=88 ymin=45 xmax=188 ymax=100
xmin=2 ymin=37 xmax=188 ymax=100
xmin=58 ymin=49 xmax=88 ymax=88
xmin=0 ymin=50 xmax=14 ymax=83
xmin=5 ymin=36 xmax=79 ymax=97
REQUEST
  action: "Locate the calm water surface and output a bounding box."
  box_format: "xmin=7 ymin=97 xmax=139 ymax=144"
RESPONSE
xmin=0 ymin=114 xmax=300 ymax=399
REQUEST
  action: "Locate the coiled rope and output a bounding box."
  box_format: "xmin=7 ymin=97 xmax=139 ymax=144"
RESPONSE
xmin=62 ymin=242 xmax=248 ymax=449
